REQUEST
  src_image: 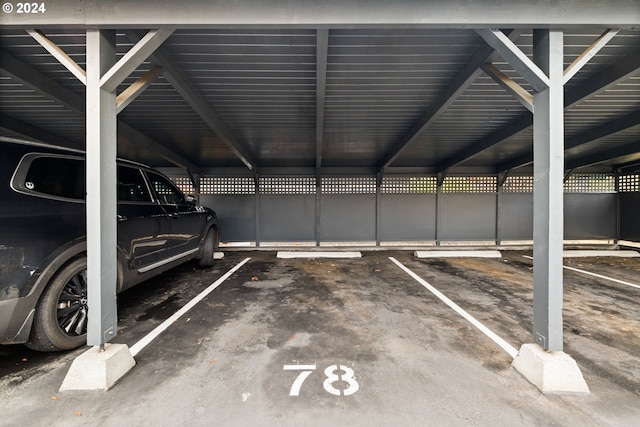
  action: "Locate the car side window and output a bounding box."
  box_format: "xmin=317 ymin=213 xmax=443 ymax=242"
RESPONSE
xmin=23 ymin=156 xmax=85 ymax=200
xmin=117 ymin=166 xmax=152 ymax=202
xmin=147 ymin=171 xmax=185 ymax=205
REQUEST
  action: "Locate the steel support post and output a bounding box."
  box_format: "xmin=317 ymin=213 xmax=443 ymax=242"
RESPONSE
xmin=86 ymin=29 xmax=118 ymax=347
xmin=532 ymin=29 xmax=564 ymax=352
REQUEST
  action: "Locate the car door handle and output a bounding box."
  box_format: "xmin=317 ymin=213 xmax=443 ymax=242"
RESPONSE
xmin=169 ymin=212 xmax=179 ymax=219
xmin=117 ymin=214 xmax=128 ymax=223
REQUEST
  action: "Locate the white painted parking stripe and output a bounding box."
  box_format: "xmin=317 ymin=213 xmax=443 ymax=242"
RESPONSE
xmin=130 ymin=257 xmax=251 ymax=357
xmin=523 ymin=256 xmax=640 ymax=290
xmin=390 ymin=257 xmax=518 ymax=359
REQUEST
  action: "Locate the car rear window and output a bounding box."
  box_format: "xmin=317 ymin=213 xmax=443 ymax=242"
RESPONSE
xmin=23 ymin=156 xmax=85 ymax=200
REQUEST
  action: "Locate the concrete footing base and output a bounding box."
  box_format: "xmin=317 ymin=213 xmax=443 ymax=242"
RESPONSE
xmin=512 ymin=343 xmax=589 ymax=394
xmin=60 ymin=344 xmax=136 ymax=391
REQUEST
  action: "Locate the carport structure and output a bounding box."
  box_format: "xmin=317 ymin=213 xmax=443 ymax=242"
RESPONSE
xmin=1 ymin=0 xmax=639 ymax=392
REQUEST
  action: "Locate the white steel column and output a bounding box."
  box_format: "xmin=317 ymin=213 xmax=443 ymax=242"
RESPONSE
xmin=85 ymin=29 xmax=118 ymax=347
xmin=532 ymin=29 xmax=564 ymax=352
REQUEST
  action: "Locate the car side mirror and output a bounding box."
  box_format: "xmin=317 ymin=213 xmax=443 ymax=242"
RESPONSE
xmin=185 ymin=194 xmax=198 ymax=206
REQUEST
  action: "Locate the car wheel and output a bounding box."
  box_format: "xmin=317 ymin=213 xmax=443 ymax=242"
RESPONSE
xmin=198 ymin=228 xmax=219 ymax=268
xmin=27 ymin=257 xmax=88 ymax=351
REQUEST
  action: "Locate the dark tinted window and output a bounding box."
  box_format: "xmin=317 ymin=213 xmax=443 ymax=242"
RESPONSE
xmin=24 ymin=156 xmax=85 ymax=200
xmin=147 ymin=171 xmax=185 ymax=205
xmin=117 ymin=166 xmax=151 ymax=202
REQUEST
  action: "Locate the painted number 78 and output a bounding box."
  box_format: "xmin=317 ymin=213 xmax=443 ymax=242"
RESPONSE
xmin=283 ymin=364 xmax=359 ymax=396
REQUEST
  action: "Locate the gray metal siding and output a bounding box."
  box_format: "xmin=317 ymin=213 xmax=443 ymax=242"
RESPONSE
xmin=259 ymin=195 xmax=316 ymax=242
xmin=564 ymin=194 xmax=616 ymax=240
xmin=498 ymin=193 xmax=534 ymax=241
xmin=439 ymin=194 xmax=497 ymax=241
xmin=620 ymin=193 xmax=640 ymax=241
xmin=379 ymin=194 xmax=437 ymax=242
xmin=320 ymin=195 xmax=376 ymax=242
xmin=202 ymin=195 xmax=256 ymax=242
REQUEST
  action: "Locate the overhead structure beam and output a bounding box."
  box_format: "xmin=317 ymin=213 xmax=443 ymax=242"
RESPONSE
xmin=0 ymin=49 xmax=85 ymax=113
xmin=378 ymin=33 xmax=508 ymax=172
xmin=116 ymin=66 xmax=164 ymax=114
xmin=475 ymin=29 xmax=549 ymax=93
xmin=565 ymin=47 xmax=640 ymax=108
xmin=0 ymin=48 xmax=196 ymax=170
xmin=480 ymin=63 xmax=533 ymax=112
xmin=118 ymin=123 xmax=200 ymax=172
xmin=567 ymin=142 xmax=640 ymax=170
xmin=0 ymin=112 xmax=81 ymax=148
xmin=27 ymin=29 xmax=87 ymax=85
xmin=100 ymin=28 xmax=174 ymax=93
xmin=3 ymin=0 xmax=639 ymax=28
xmin=126 ymin=31 xmax=257 ymax=171
xmin=497 ymin=110 xmax=640 ymax=172
xmin=315 ymin=29 xmax=329 ymax=172
xmin=445 ymin=47 xmax=640 ymax=173
xmin=563 ymin=29 xmax=619 ymax=85
xmin=439 ymin=115 xmax=533 ymax=173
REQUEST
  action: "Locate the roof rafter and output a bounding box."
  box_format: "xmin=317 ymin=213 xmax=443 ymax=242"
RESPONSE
xmin=0 ymin=112 xmax=80 ymax=148
xmin=377 ymin=32 xmax=520 ymax=173
xmin=125 ymin=31 xmax=258 ymax=171
xmin=498 ymin=111 xmax=640 ymax=172
xmin=475 ymin=28 xmax=549 ymax=92
xmin=0 ymin=47 xmax=199 ymax=171
xmin=444 ymin=47 xmax=640 ymax=173
xmin=567 ymin=141 xmax=640 ymax=170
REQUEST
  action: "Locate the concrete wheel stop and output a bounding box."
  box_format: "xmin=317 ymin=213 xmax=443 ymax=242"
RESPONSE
xmin=512 ymin=343 xmax=589 ymax=394
xmin=60 ymin=343 xmax=136 ymax=391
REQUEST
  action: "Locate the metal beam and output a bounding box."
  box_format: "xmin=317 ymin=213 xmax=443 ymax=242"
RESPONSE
xmin=27 ymin=29 xmax=87 ymax=85
xmin=85 ymin=29 xmax=118 ymax=348
xmin=315 ymin=29 xmax=328 ymax=171
xmin=475 ymin=29 xmax=549 ymax=93
xmin=0 ymin=112 xmax=81 ymax=148
xmin=480 ymin=63 xmax=533 ymax=112
xmin=563 ymin=29 xmax=619 ymax=85
xmin=440 ymin=114 xmax=533 ymax=172
xmin=100 ymin=28 xmax=174 ymax=93
xmin=3 ymin=1 xmax=639 ymax=28
xmin=458 ymin=49 xmax=640 ymax=173
xmin=118 ymin=122 xmax=200 ymax=172
xmin=126 ymin=31 xmax=258 ymax=171
xmin=378 ymin=36 xmax=500 ymax=171
xmin=116 ymin=66 xmax=164 ymax=114
xmin=0 ymin=48 xmax=196 ymax=169
xmin=0 ymin=49 xmax=85 ymax=113
xmin=565 ymin=47 xmax=640 ymax=108
xmin=497 ymin=110 xmax=640 ymax=172
xmin=567 ymin=142 xmax=640 ymax=170
xmin=532 ymin=29 xmax=564 ymax=352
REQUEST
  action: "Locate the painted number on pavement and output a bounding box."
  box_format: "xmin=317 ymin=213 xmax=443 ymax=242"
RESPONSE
xmin=283 ymin=364 xmax=359 ymax=397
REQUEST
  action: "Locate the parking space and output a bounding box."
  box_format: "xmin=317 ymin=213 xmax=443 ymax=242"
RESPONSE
xmin=1 ymin=251 xmax=639 ymax=426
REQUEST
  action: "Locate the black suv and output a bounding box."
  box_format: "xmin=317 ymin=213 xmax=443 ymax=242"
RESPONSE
xmin=0 ymin=139 xmax=219 ymax=351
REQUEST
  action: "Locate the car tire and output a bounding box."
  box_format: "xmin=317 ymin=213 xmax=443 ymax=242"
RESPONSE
xmin=26 ymin=257 xmax=88 ymax=351
xmin=198 ymin=228 xmax=219 ymax=268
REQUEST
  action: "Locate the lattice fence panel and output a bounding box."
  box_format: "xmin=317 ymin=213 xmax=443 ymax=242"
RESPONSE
xmin=381 ymin=176 xmax=437 ymax=194
xmin=200 ymin=177 xmax=255 ymax=195
xmin=321 ymin=177 xmax=376 ymax=194
xmin=441 ymin=176 xmax=497 ymax=193
xmin=259 ymin=176 xmax=316 ymax=195
xmin=564 ymin=174 xmax=615 ymax=193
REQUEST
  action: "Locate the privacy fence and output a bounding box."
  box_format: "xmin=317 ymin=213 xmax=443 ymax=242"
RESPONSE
xmin=167 ymin=173 xmax=640 ymax=246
